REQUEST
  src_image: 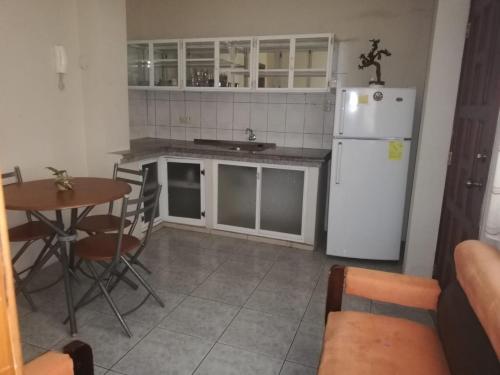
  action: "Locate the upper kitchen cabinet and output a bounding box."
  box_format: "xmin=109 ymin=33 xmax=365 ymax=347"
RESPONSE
xmin=128 ymin=33 xmax=336 ymax=92
xmin=218 ymin=39 xmax=252 ymax=89
xmin=257 ymin=38 xmax=291 ymax=89
xmin=128 ymin=42 xmax=151 ymax=87
xmin=184 ymin=38 xmax=253 ymax=90
xmin=294 ymin=36 xmax=331 ymax=89
xmin=256 ymin=34 xmax=334 ymax=91
xmin=152 ymin=40 xmax=181 ymax=88
xmin=184 ymin=40 xmax=216 ymax=88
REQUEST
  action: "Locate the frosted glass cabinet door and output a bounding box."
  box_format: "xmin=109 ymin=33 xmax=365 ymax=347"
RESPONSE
xmin=167 ymin=161 xmax=202 ymax=221
xmin=217 ymin=164 xmax=257 ymax=229
xmin=260 ymin=168 xmax=304 ymax=235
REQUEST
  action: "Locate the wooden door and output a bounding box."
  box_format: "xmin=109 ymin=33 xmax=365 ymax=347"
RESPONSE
xmin=434 ymin=0 xmax=500 ymax=286
xmin=0 ymin=183 xmax=23 ymax=374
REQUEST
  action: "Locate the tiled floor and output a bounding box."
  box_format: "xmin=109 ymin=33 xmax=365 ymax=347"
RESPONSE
xmin=18 ymin=227 xmax=430 ymax=375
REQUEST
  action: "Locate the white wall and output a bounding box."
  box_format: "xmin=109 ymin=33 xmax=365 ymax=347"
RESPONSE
xmin=0 ymin=0 xmax=129 ymax=268
xmin=403 ymin=0 xmax=470 ymax=276
xmin=77 ymin=0 xmax=130 ymax=177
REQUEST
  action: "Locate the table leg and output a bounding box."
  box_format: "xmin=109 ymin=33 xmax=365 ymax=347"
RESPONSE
xmin=69 ymin=208 xmax=78 ymax=270
xmin=56 ymin=210 xmax=77 ymax=336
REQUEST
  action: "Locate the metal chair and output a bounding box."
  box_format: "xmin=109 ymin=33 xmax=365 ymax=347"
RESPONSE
xmin=2 ymin=167 xmax=57 ymax=311
xmin=70 ymin=185 xmax=164 ymax=337
xmin=75 ymin=163 xmax=148 ymax=234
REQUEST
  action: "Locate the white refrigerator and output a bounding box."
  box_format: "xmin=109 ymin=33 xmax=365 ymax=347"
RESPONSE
xmin=326 ymin=87 xmax=416 ymax=260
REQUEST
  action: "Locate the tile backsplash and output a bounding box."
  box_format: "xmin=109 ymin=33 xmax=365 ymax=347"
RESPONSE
xmin=129 ymin=91 xmax=336 ymax=149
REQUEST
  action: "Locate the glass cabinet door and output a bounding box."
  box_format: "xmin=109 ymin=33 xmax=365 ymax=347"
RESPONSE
xmin=260 ymin=168 xmax=304 ymax=235
xmin=257 ymin=39 xmax=290 ymax=89
xmin=218 ymin=40 xmax=252 ymax=88
xmin=166 ymin=161 xmax=203 ymax=222
xmin=217 ymin=164 xmax=257 ymax=229
xmin=293 ymin=36 xmax=330 ymax=89
xmin=153 ymin=42 xmax=179 ymax=87
xmin=128 ymin=42 xmax=150 ymax=86
xmin=185 ymin=41 xmax=215 ymax=87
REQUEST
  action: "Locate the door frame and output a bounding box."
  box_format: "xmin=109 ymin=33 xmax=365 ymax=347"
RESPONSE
xmin=212 ymin=159 xmax=308 ymax=242
xmin=159 ymin=157 xmax=206 ymax=227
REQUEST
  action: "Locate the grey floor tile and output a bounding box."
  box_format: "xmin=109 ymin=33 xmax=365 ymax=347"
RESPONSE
xmin=192 ymin=274 xmax=260 ymax=306
xmin=286 ymin=322 xmax=324 ymax=368
xmin=302 ymin=291 xmax=326 ymax=325
xmin=112 ymin=328 xmax=212 ymax=375
xmin=19 ymin=306 xmax=98 ymax=349
xmin=195 ymin=343 xmax=283 ymax=375
xmin=220 ymin=309 xmax=300 ymax=360
xmin=207 ymin=236 xmax=246 ymax=252
xmin=258 ymin=268 xmax=318 ymax=295
xmin=161 ymin=296 xmax=239 ymax=341
xmin=215 ymin=259 xmax=274 ymax=280
xmin=53 ymin=314 xmax=152 ymax=368
xmin=148 ymin=265 xmax=211 ymax=294
xmin=94 ymin=366 xmax=108 ymax=375
xmin=114 ymin=288 xmax=185 ymax=326
xmin=22 ymin=342 xmax=47 ymax=362
xmin=280 ymin=362 xmax=317 ymax=375
xmin=245 ymin=289 xmax=311 ymax=319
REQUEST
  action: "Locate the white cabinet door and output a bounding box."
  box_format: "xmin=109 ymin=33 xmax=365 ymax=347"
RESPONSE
xmin=162 ymin=158 xmax=206 ymax=226
xmin=215 ymin=162 xmax=258 ymax=231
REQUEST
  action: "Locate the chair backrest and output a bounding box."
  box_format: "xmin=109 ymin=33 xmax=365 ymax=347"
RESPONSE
xmin=111 ymin=184 xmax=162 ymax=262
xmin=1 ymin=167 xmax=31 ymax=221
xmin=437 ymin=240 xmax=500 ymax=374
xmin=108 ymin=163 xmax=148 ymax=215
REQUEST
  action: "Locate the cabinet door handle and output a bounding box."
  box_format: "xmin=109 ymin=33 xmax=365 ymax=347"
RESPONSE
xmin=200 ymin=169 xmax=205 ymax=176
xmin=335 ymin=142 xmax=343 ymax=184
xmin=338 ymin=90 xmax=346 ymax=135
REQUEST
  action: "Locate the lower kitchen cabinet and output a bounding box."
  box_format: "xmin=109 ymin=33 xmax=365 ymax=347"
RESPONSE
xmin=122 ymin=157 xmax=322 ymax=246
xmin=160 ymin=158 xmax=206 ymax=226
xmin=214 ymin=161 xmax=307 ymax=242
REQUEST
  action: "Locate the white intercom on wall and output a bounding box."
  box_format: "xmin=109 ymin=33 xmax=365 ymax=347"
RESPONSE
xmin=54 ymin=45 xmax=67 ymax=89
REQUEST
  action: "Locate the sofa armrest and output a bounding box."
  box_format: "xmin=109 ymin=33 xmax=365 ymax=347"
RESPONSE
xmin=325 ymin=265 xmax=441 ymax=322
xmin=24 ymin=352 xmax=74 ymax=375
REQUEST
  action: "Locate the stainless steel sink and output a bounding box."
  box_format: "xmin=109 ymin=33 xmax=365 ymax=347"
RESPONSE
xmin=194 ymin=139 xmax=276 ymax=152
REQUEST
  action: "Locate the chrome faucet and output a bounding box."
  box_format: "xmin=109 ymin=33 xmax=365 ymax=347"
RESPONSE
xmin=245 ymin=128 xmax=256 ymax=141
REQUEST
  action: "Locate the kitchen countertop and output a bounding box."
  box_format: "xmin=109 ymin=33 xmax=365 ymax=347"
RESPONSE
xmin=116 ymin=138 xmax=331 ymax=167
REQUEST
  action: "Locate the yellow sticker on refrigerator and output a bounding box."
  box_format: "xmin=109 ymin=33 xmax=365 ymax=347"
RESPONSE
xmin=358 ymin=95 xmax=369 ymax=104
xmin=388 ymin=141 xmax=403 ymax=160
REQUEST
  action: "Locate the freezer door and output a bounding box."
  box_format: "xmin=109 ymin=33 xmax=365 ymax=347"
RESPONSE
xmin=334 ymin=87 xmax=416 ymax=138
xmin=326 ymin=139 xmax=410 ymax=260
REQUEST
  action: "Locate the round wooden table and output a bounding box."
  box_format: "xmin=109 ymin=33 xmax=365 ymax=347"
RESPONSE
xmin=4 ymin=177 xmax=131 ymax=335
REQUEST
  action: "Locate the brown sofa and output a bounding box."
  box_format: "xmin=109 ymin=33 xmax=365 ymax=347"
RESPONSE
xmin=318 ymin=240 xmax=500 ymax=374
xmin=24 ymin=340 xmax=94 ymax=375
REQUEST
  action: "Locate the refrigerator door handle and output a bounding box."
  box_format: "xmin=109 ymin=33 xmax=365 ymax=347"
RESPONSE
xmin=338 ymin=89 xmax=346 ymax=135
xmin=335 ymin=142 xmax=343 ymax=184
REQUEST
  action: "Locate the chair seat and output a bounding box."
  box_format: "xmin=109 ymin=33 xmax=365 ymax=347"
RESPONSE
xmin=318 ymin=311 xmax=450 ymax=375
xmin=75 ymin=214 xmax=131 ymax=233
xmin=75 ymin=233 xmax=140 ymax=261
xmin=8 ymin=221 xmax=55 ymax=242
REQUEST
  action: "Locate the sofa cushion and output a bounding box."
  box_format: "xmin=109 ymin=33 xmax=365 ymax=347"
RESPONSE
xmin=24 ymin=352 xmax=73 ymax=375
xmin=454 ymin=240 xmax=500 ymax=358
xmin=318 ymin=311 xmax=450 ymax=375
